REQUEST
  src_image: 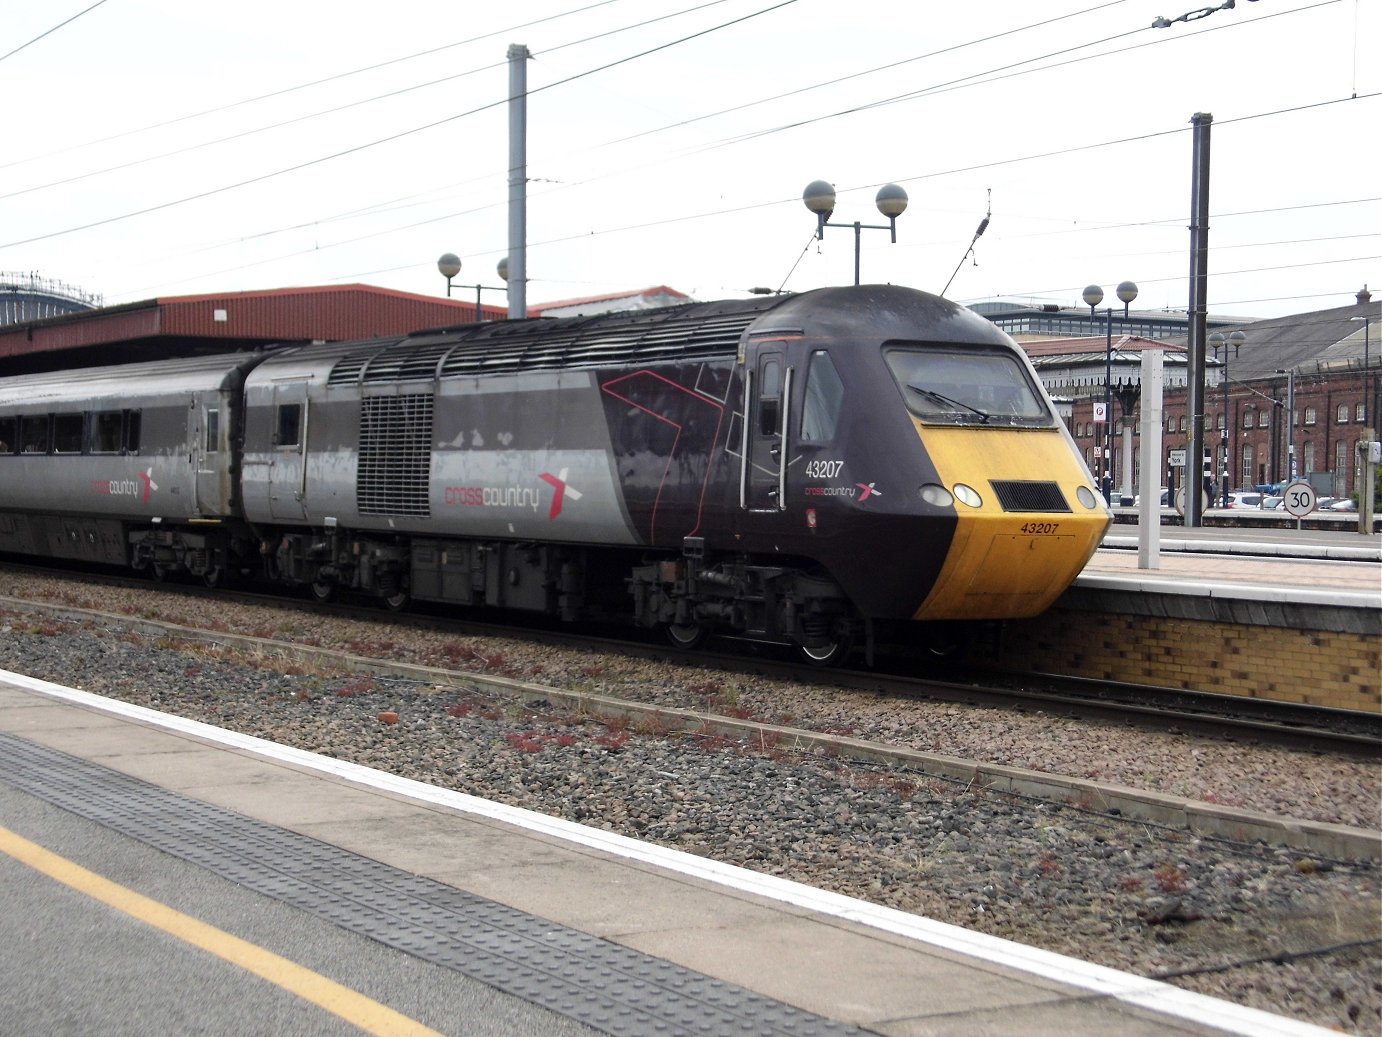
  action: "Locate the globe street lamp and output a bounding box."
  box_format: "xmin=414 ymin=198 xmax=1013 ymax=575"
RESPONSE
xmin=1083 ymin=281 xmax=1139 ymax=503
xmin=437 ymin=253 xmax=509 ymax=322
xmin=802 ymin=180 xmax=907 ymax=286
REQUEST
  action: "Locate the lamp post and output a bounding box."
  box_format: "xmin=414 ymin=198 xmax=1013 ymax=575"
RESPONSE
xmin=1209 ymin=329 xmax=1246 ymax=508
xmin=437 ymin=253 xmax=509 ymax=322
xmin=802 ymin=181 xmax=907 ymax=286
xmin=1082 ymin=281 xmax=1139 ymax=504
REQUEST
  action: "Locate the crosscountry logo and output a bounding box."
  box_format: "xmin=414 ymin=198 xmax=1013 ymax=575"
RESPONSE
xmin=537 ymin=467 xmax=583 ymax=520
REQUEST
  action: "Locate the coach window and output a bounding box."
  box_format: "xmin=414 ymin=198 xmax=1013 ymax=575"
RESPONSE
xmin=54 ymin=413 xmax=83 ymax=454
xmin=92 ymin=411 xmax=123 ymax=454
xmin=0 ymin=416 xmax=14 ymax=454
xmin=205 ymin=409 xmax=220 ymax=452
xmin=125 ymin=411 xmax=141 ymax=454
xmin=276 ymin=403 xmax=302 ymax=447
xmin=800 ymin=350 xmax=844 ymax=442
xmin=20 ymin=415 xmax=50 ymax=454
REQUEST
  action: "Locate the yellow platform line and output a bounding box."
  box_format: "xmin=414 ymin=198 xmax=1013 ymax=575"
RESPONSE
xmin=0 ymin=824 xmax=446 ymax=1037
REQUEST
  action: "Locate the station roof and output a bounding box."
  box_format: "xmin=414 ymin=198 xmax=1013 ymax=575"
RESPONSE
xmin=0 ymin=284 xmax=502 ymax=374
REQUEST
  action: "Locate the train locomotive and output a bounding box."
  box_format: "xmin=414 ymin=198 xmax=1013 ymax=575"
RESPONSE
xmin=0 ymin=284 xmax=1110 ymax=664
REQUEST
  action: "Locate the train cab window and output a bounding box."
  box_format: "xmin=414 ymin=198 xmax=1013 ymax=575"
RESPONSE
xmin=885 ymin=346 xmax=1050 ymax=427
xmin=205 ymin=409 xmax=220 ymax=452
xmin=276 ymin=403 xmax=302 ymax=447
xmin=20 ymin=415 xmax=50 ymax=454
xmin=92 ymin=411 xmax=123 ymax=454
xmin=0 ymin=416 xmax=14 ymax=454
xmin=800 ymin=350 xmax=844 ymax=442
xmin=757 ymin=358 xmax=781 ymax=436
xmin=54 ymin=414 xmax=84 ymax=454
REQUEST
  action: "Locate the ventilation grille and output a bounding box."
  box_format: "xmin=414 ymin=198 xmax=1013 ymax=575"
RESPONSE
xmin=437 ymin=311 xmax=758 ymax=377
xmin=990 ymin=480 xmax=1071 ymax=513
xmin=358 ymin=394 xmax=433 ymax=517
xmin=323 ymin=300 xmax=782 ymax=387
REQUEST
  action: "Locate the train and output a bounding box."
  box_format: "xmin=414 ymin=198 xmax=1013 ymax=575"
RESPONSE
xmin=0 ymin=284 xmax=1110 ymax=664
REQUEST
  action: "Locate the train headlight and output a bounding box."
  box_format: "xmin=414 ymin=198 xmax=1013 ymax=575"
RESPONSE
xmin=919 ymin=483 xmax=953 ymax=507
xmin=953 ymin=483 xmax=983 ymax=508
xmin=1076 ymin=486 xmax=1099 ymax=509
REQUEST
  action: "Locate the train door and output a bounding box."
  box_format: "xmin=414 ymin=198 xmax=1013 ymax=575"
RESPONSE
xmin=190 ymin=392 xmax=220 ymax=516
xmin=743 ymin=344 xmax=793 ymax=512
xmin=267 ymin=382 xmax=309 ymax=521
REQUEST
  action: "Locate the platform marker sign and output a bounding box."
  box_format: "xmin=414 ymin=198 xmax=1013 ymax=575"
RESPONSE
xmin=1282 ymin=480 xmax=1316 ymax=521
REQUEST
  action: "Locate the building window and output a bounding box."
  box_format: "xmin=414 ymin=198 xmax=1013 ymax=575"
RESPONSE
xmin=1242 ymin=409 xmax=1254 ymax=430
xmin=1304 ymin=406 xmax=1316 ymax=427
xmin=1178 ymin=416 xmax=1188 ymax=433
xmin=1335 ymin=439 xmax=1350 ymax=483
xmin=1303 ymin=442 xmax=1316 ymax=473
xmin=1357 ymin=403 xmax=1366 ymax=423
xmin=1166 ymin=415 xmax=1175 ymax=433
xmin=1337 ymin=404 xmax=1349 ymax=424
xmin=1242 ymin=444 xmax=1254 ymax=486
xmin=1258 ymin=410 xmax=1270 ymax=428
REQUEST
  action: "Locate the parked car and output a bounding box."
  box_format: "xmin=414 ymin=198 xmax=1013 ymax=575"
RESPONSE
xmin=1327 ymin=498 xmax=1358 ymax=512
xmin=1260 ymin=496 xmax=1284 ymax=510
xmin=1225 ymin=492 xmax=1264 ymax=509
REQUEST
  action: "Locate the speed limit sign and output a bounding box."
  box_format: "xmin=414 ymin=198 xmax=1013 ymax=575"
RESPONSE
xmin=1283 ymin=481 xmax=1317 ymax=518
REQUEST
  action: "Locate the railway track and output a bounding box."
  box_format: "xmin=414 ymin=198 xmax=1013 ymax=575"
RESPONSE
xmin=3 ymin=558 xmax=1378 ymax=762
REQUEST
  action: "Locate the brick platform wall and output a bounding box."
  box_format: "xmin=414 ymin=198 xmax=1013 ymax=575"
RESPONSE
xmin=997 ymin=608 xmax=1381 ymax=714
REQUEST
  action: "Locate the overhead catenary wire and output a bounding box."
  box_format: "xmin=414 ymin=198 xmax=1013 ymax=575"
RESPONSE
xmin=0 ymin=0 xmax=801 ymax=252
xmin=0 ymin=0 xmax=109 ymax=65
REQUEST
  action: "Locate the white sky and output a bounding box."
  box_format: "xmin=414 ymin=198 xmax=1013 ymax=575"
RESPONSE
xmin=1 ymin=0 xmax=1377 ymax=318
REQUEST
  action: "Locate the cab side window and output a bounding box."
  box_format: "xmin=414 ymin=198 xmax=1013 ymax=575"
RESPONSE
xmin=276 ymin=403 xmax=301 ymax=447
xmin=757 ymin=359 xmax=781 ymax=436
xmin=800 ymin=350 xmax=844 ymax=443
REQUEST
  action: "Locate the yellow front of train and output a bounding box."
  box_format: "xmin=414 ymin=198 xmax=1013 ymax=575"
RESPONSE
xmin=910 ymin=421 xmax=1110 ymax=620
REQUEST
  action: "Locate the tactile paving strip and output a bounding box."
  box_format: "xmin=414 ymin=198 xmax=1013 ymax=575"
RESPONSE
xmin=0 ymin=731 xmax=867 ymax=1037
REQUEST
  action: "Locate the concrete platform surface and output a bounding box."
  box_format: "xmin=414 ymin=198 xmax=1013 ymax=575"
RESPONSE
xmin=0 ymin=671 xmax=1339 ymax=1037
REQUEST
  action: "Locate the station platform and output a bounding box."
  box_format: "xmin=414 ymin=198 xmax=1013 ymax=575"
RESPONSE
xmin=0 ymin=671 xmax=1335 ymax=1037
xmin=989 ymin=529 xmax=1381 ymax=713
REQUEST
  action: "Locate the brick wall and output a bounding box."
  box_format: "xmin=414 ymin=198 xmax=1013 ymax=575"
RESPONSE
xmin=997 ymin=607 xmax=1380 ymax=714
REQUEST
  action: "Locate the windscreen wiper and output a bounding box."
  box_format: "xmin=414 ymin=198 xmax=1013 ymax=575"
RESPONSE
xmin=907 ymin=384 xmax=990 ymax=423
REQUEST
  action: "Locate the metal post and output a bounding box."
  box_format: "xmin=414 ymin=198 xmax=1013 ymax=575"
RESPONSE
xmin=1221 ymin=350 xmax=1230 ymax=508
xmin=1185 ymin=112 xmax=1213 ymax=527
xmin=506 ymin=44 xmax=529 ymax=320
xmin=1286 ymin=369 xmax=1297 ymax=480
xmin=1104 ymin=307 xmax=1114 ymax=504
xmin=853 ymin=222 xmax=862 ymax=286
xmin=1138 ymin=348 xmax=1165 ymax=569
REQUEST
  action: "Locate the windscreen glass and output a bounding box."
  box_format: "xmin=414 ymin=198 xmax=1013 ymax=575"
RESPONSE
xmin=885 ymin=345 xmax=1052 ymax=427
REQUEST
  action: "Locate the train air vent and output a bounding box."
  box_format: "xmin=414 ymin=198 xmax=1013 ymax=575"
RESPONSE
xmin=990 ymin=480 xmax=1071 ymax=513
xmin=357 ymin=394 xmax=433 ymax=517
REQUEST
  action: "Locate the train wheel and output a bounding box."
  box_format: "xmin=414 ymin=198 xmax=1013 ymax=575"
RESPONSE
xmin=382 ymin=589 xmax=410 ymax=612
xmin=664 ymin=622 xmax=707 ymax=651
xmin=150 ymin=564 xmax=172 ymax=584
xmin=310 ymin=580 xmax=335 ymax=603
xmin=795 ymin=621 xmax=853 ymax=667
xmin=201 ymin=567 xmax=224 ymax=589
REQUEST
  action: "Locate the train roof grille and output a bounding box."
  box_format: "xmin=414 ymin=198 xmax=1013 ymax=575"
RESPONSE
xmin=436 ymin=311 xmax=757 ymax=377
xmin=320 ymin=299 xmax=779 ymax=386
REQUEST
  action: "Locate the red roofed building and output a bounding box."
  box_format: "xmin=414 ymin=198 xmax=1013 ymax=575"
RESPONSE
xmin=0 ymin=283 xmax=504 ymax=375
